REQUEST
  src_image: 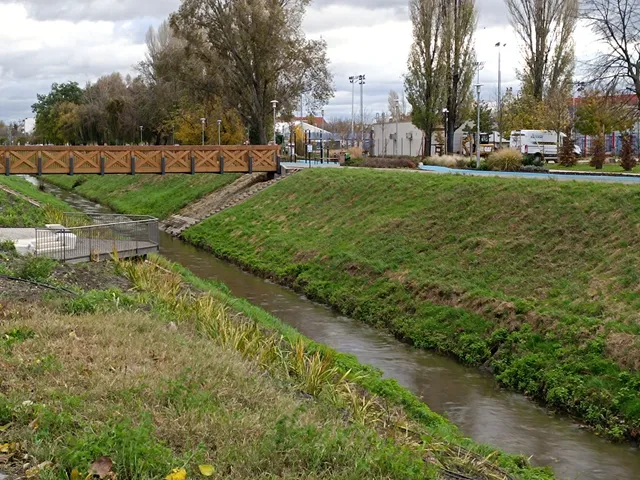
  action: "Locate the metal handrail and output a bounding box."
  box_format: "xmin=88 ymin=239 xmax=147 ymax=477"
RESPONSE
xmin=36 ymin=220 xmax=157 ymax=233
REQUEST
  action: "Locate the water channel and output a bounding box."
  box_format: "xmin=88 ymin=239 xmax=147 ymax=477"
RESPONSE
xmin=36 ymin=179 xmax=640 ymax=480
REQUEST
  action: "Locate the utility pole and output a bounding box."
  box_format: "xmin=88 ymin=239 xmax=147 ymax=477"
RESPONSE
xmin=496 ymin=42 xmax=505 ymax=149
xmin=349 ymin=76 xmax=356 ymax=147
xmin=474 ymin=62 xmax=484 ymax=168
xmin=321 ymin=108 xmax=325 ymax=163
xmin=395 ymin=99 xmax=400 ymax=156
xmin=382 ymin=112 xmax=386 ymax=156
xmin=358 ymin=74 xmax=365 ymax=149
xmin=442 ymin=108 xmax=449 ymax=155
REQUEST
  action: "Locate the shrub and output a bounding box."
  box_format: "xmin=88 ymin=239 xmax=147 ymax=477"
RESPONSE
xmin=486 ymin=148 xmax=523 ymax=171
xmin=522 ymin=155 xmax=544 ymax=167
xmin=362 ymin=158 xmax=417 ymax=169
xmin=590 ymin=134 xmax=606 ymax=169
xmin=18 ymin=256 xmax=57 ymax=282
xmin=559 ymin=129 xmax=577 ymax=167
xmin=0 ymin=240 xmax=16 ymax=254
xmin=620 ymin=133 xmax=637 ymax=171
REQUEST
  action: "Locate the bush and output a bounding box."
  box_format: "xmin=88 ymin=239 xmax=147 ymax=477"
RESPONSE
xmin=18 ymin=256 xmax=57 ymax=282
xmin=344 ymin=157 xmax=365 ymax=167
xmin=522 ymin=155 xmax=544 ymax=167
xmin=362 ymin=157 xmax=417 ymax=169
xmin=620 ymin=133 xmax=637 ymax=171
xmin=559 ymin=129 xmax=577 ymax=167
xmin=0 ymin=240 xmax=16 ymax=254
xmin=590 ymin=134 xmax=606 ymax=169
xmin=486 ymin=148 xmax=523 ymax=171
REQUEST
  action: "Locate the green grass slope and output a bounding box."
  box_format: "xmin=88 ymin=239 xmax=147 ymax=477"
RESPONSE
xmin=44 ymin=174 xmax=240 ymax=219
xmin=0 ymin=177 xmax=72 ymax=227
xmin=183 ymin=168 xmax=640 ymax=440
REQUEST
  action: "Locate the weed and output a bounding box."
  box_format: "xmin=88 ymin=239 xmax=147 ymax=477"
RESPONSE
xmin=0 ymin=240 xmax=16 ymax=254
xmin=18 ymin=257 xmax=57 ymax=282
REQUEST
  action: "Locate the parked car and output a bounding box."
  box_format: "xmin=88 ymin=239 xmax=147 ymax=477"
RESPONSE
xmin=510 ymin=130 xmax=581 ymax=161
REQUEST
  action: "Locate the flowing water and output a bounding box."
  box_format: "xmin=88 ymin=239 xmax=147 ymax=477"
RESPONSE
xmin=35 ymin=178 xmax=640 ymax=480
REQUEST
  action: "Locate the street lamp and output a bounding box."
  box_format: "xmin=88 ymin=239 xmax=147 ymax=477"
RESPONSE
xmin=200 ymin=118 xmax=206 ymax=146
xmin=475 ymin=83 xmax=482 ymax=168
xmin=321 ymin=108 xmax=325 ymax=163
xmin=349 ymin=76 xmax=356 ymax=146
xmin=139 ymin=126 xmax=143 ymax=145
xmin=217 ymin=119 xmax=222 ymax=145
xmin=271 ymin=100 xmax=278 ymax=145
xmin=496 ymin=42 xmax=506 ymax=149
xmin=358 ymin=75 xmax=366 ymax=148
xmin=395 ymin=99 xmax=400 ymax=156
xmin=442 ymin=108 xmax=449 ymax=155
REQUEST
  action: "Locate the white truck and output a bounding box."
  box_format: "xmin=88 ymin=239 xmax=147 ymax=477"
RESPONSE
xmin=510 ymin=130 xmax=581 ymax=161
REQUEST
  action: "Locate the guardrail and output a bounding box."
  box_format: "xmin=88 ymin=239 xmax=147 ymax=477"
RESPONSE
xmin=35 ymin=213 xmax=159 ymax=263
xmin=1 ymin=145 xmax=280 ymax=175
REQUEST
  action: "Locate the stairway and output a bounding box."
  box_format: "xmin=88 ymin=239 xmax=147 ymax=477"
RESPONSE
xmin=161 ymin=173 xmax=290 ymax=237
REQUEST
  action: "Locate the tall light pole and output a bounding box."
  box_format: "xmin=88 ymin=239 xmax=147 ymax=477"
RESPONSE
xmin=442 ymin=108 xmax=449 ymax=155
xmin=475 ymin=62 xmax=484 ymax=168
xmin=271 ymin=100 xmax=278 ymax=145
xmin=496 ymin=42 xmax=506 ymax=148
xmin=321 ymin=108 xmax=325 ymax=163
xmin=349 ymin=76 xmax=356 ymax=146
xmin=395 ymin=99 xmax=400 ymax=156
xmin=382 ymin=112 xmax=386 ymax=156
xmin=358 ymin=74 xmax=365 ymax=149
xmin=217 ymin=119 xmax=222 ymax=145
xmin=139 ymin=126 xmax=143 ymax=145
xmin=200 ymin=118 xmax=206 ymax=146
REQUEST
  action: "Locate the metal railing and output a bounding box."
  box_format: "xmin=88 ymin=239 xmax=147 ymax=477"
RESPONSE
xmin=35 ymin=213 xmax=159 ymax=262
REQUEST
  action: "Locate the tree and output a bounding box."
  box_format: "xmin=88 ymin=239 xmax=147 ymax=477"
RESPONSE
xmin=558 ymin=127 xmax=577 ymax=166
xmin=405 ymin=0 xmax=447 ymax=157
xmin=443 ymin=0 xmax=476 ymax=154
xmin=506 ymin=0 xmax=578 ymax=99
xmin=583 ymin=0 xmax=640 ymax=107
xmin=32 ymin=82 xmax=83 ymax=144
xmin=575 ymin=91 xmax=638 ymax=135
xmin=544 ymin=87 xmax=572 ymax=146
xmin=590 ymin=133 xmax=606 ymax=168
xmin=620 ymin=132 xmax=636 ymax=171
xmin=388 ymin=90 xmax=400 ymax=119
xmin=171 ymin=0 xmax=334 ymax=145
xmin=502 ymin=90 xmax=548 ymax=133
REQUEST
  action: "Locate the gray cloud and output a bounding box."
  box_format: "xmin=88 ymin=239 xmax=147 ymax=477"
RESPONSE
xmin=0 ymin=0 xmax=179 ymax=21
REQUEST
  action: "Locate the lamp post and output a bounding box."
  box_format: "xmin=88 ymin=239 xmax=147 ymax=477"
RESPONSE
xmin=475 ymin=83 xmax=482 ymax=168
xmin=349 ymin=76 xmax=356 ymax=147
xmin=321 ymin=108 xmax=325 ymax=163
xmin=496 ymin=42 xmax=506 ymax=148
xmin=217 ymin=119 xmax=222 ymax=145
xmin=200 ymin=118 xmax=206 ymax=146
xmin=442 ymin=108 xmax=449 ymax=155
xmin=358 ymin=75 xmax=365 ymax=148
xmin=395 ymin=99 xmax=400 ymax=156
xmin=271 ymin=100 xmax=278 ymax=145
xmin=139 ymin=126 xmax=143 ymax=145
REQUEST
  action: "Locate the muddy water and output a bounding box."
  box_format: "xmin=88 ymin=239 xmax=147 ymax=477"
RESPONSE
xmin=38 ymin=179 xmax=640 ymax=480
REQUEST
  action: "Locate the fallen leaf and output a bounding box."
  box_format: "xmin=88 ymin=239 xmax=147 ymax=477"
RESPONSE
xmin=29 ymin=417 xmax=39 ymax=431
xmin=0 ymin=444 xmax=9 ymax=454
xmin=70 ymin=468 xmax=81 ymax=480
xmin=25 ymin=462 xmax=52 ymax=479
xmin=0 ymin=423 xmax=11 ymax=432
xmin=89 ymin=456 xmax=113 ymax=479
xmin=0 ymin=454 xmax=9 ymax=464
xmin=198 ymin=464 xmax=215 ymax=477
xmin=0 ymin=442 xmax=18 ymax=454
xmin=165 ymin=467 xmax=187 ymax=480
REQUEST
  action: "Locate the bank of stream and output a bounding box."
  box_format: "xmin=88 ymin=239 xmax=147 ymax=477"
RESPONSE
xmin=35 ymin=178 xmax=640 ymax=480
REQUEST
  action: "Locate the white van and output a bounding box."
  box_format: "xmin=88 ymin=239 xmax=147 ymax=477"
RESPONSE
xmin=510 ymin=130 xmax=582 ymax=161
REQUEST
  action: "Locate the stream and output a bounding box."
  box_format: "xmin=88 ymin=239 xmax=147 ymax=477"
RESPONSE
xmin=34 ymin=178 xmax=640 ymax=480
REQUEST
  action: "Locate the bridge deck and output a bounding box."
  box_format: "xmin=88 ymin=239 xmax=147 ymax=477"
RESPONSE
xmin=1 ymin=145 xmax=279 ymax=175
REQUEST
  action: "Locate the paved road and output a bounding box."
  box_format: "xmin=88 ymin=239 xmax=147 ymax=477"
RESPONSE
xmin=418 ymin=165 xmax=640 ymax=184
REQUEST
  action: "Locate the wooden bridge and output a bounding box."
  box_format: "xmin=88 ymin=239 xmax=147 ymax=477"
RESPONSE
xmin=0 ymin=145 xmax=280 ymax=175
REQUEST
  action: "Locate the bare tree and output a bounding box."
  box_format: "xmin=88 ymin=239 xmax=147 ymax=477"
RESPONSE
xmin=443 ymin=0 xmax=476 ymax=154
xmin=405 ymin=0 xmax=447 ymax=157
xmin=506 ymin=0 xmax=578 ymax=99
xmin=583 ymin=0 xmax=640 ymax=107
xmin=388 ymin=90 xmax=400 ymax=118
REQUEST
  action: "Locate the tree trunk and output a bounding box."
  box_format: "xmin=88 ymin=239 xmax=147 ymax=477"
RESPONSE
xmin=424 ymin=129 xmax=433 ymax=157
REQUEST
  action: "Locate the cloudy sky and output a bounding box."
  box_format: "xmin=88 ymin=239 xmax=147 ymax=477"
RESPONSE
xmin=0 ymin=0 xmax=593 ymax=123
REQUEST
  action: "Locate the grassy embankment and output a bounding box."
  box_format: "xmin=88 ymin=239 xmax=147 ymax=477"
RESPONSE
xmin=0 ymin=179 xmax=554 ymax=479
xmin=0 ymin=177 xmax=72 ymax=227
xmin=548 ymin=163 xmax=640 ymax=173
xmin=44 ymin=174 xmax=241 ymax=219
xmin=182 ymin=168 xmax=640 ymax=441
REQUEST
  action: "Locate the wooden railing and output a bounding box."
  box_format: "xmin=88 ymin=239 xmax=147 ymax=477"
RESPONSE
xmin=0 ymin=145 xmax=280 ymax=175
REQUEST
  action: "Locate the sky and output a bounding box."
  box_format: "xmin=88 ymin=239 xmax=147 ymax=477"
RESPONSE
xmin=0 ymin=0 xmax=595 ymax=123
